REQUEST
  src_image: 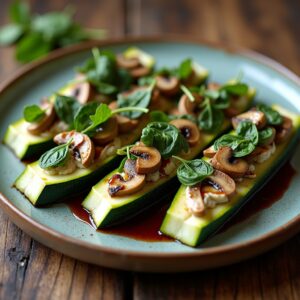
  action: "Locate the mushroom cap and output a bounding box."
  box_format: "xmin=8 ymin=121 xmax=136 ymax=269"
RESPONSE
xmin=53 ymin=131 xmax=95 ymax=168
xmin=27 ymin=101 xmax=57 ymax=135
xmin=170 ymin=119 xmax=200 ymax=146
xmin=203 ymin=145 xmax=217 ymax=158
xmin=92 ymin=117 xmax=118 ymax=146
xmin=232 ymin=110 xmax=267 ymax=130
xmin=72 ymin=75 xmax=94 ymax=104
xmin=206 ymin=169 xmax=236 ymax=196
xmin=130 ymin=66 xmax=151 ymax=79
xmin=211 ymin=146 xmax=249 ymax=178
xmin=275 ymin=116 xmax=293 ymax=144
xmin=116 ymin=54 xmax=140 ymax=69
xmin=178 ymin=93 xmax=202 ymax=115
xmin=130 ymin=145 xmax=161 ymax=174
xmin=116 ymin=114 xmax=138 ymax=133
xmin=155 ymin=75 xmax=180 ymax=96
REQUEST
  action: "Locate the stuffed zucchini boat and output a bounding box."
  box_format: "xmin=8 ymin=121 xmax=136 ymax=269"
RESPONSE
xmin=160 ymin=104 xmax=300 ymax=247
xmin=82 ymin=81 xmax=256 ymax=228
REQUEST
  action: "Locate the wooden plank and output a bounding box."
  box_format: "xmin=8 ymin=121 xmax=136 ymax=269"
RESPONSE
xmin=0 ymin=1 xmax=128 ymax=299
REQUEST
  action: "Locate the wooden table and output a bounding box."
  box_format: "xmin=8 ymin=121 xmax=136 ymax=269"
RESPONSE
xmin=0 ymin=0 xmax=300 ymax=299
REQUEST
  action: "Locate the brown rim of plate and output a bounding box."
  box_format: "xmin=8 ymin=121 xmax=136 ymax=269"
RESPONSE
xmin=0 ymin=36 xmax=300 ymax=261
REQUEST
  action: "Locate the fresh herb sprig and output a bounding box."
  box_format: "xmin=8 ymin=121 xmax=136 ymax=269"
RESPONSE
xmin=172 ymin=156 xmax=213 ymax=186
xmin=23 ymin=104 xmax=45 ymax=122
xmin=0 ymin=1 xmax=106 ymax=63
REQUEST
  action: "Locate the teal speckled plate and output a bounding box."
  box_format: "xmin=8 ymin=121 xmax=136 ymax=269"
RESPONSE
xmin=1 ymin=37 xmax=300 ymax=272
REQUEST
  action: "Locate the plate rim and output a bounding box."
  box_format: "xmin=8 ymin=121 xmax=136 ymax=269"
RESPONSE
xmin=1 ymin=36 xmax=300 ymax=271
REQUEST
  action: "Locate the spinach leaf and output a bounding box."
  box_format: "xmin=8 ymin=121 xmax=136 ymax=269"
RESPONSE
xmin=257 ymin=104 xmax=283 ymax=125
xmin=198 ymin=103 xmax=224 ymax=132
xmin=236 ymin=120 xmax=259 ymax=145
xmin=213 ymin=90 xmax=230 ymax=109
xmin=138 ymin=76 xmax=155 ymax=86
xmin=117 ymin=82 xmax=154 ymax=119
xmin=9 ymin=0 xmax=31 ymax=25
xmin=220 ymin=82 xmax=248 ymax=96
xmin=89 ymin=80 xmax=118 ymax=95
xmin=117 ymin=68 xmax=133 ymax=92
xmin=141 ymin=122 xmax=189 ymax=159
xmin=0 ymin=24 xmax=23 ymax=46
xmin=54 ymin=94 xmax=81 ymax=127
xmin=150 ymin=111 xmax=170 ymax=123
xmin=39 ymin=140 xmax=72 ymax=169
xmin=74 ymin=102 xmax=99 ymax=132
xmin=23 ymin=104 xmax=45 ymax=123
xmin=173 ymin=156 xmax=213 ymax=186
xmin=176 ymin=58 xmax=193 ymax=79
xmin=258 ymin=127 xmax=274 ymax=145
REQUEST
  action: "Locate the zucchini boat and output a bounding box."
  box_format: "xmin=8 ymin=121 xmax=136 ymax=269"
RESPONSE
xmin=3 ymin=82 xmax=83 ymax=160
xmin=82 ymin=84 xmax=255 ymax=228
xmin=160 ymin=105 xmax=300 ymax=247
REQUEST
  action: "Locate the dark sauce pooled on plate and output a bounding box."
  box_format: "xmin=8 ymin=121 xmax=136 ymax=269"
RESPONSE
xmin=67 ymin=162 xmax=296 ymax=242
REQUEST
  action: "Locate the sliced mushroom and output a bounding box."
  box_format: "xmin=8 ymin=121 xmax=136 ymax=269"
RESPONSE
xmin=185 ymin=185 xmax=205 ymax=216
xmin=116 ymin=54 xmax=140 ymax=69
xmin=92 ymin=117 xmax=118 ymax=146
xmin=130 ymin=145 xmax=161 ymax=174
xmin=207 ymin=82 xmax=221 ymax=91
xmin=178 ymin=94 xmax=202 ymax=115
xmin=108 ymin=159 xmax=146 ymax=197
xmin=116 ymin=115 xmax=138 ymax=133
xmin=130 ymin=66 xmax=151 ymax=79
xmin=54 ymin=131 xmax=95 ymax=168
xmin=203 ymin=145 xmax=217 ymax=158
xmin=246 ymin=143 xmax=276 ymax=164
xmin=27 ymin=101 xmax=57 ymax=135
xmin=108 ymin=101 xmax=118 ymax=110
xmin=232 ymin=109 xmax=267 ymax=130
xmin=170 ymin=119 xmax=200 ymax=146
xmin=205 ymin=169 xmax=236 ymax=196
xmin=275 ymin=116 xmax=293 ymax=144
xmin=71 ymin=74 xmax=94 ymax=104
xmin=211 ymin=146 xmax=249 ymax=178
xmin=155 ymin=75 xmax=180 ymax=96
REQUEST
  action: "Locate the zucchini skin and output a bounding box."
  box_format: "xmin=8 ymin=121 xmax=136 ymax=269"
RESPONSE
xmin=160 ymin=106 xmax=300 ymax=247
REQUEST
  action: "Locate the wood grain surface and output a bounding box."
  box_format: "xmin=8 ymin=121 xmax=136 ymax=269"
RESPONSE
xmin=0 ymin=0 xmax=300 ymax=299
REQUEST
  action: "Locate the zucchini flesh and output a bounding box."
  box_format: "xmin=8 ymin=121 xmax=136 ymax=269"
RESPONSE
xmin=15 ymin=118 xmax=148 ymax=206
xmin=160 ymin=105 xmax=300 ymax=247
xmin=3 ymin=83 xmax=77 ymax=160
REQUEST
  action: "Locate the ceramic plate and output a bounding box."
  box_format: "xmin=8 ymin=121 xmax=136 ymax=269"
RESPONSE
xmin=1 ymin=37 xmax=300 ymax=272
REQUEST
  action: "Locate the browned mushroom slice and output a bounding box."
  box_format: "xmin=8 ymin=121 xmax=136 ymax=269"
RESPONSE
xmin=108 ymin=101 xmax=118 ymax=110
xmin=116 ymin=54 xmax=140 ymax=69
xmin=116 ymin=115 xmax=138 ymax=133
xmin=178 ymin=94 xmax=198 ymax=115
xmin=170 ymin=119 xmax=200 ymax=146
xmin=205 ymin=169 xmax=236 ymax=196
xmin=203 ymin=145 xmax=217 ymax=158
xmin=130 ymin=66 xmax=151 ymax=79
xmin=27 ymin=102 xmax=57 ymax=135
xmin=275 ymin=116 xmax=293 ymax=144
xmin=155 ymin=75 xmax=180 ymax=96
xmin=232 ymin=110 xmax=267 ymax=129
xmin=108 ymin=159 xmax=146 ymax=197
xmin=185 ymin=185 xmax=205 ymax=216
xmin=71 ymin=75 xmax=94 ymax=104
xmin=54 ymin=131 xmax=95 ymax=168
xmin=211 ymin=146 xmax=249 ymax=178
xmin=207 ymin=82 xmax=221 ymax=91
xmin=92 ymin=117 xmax=118 ymax=146
xmin=130 ymin=145 xmax=161 ymax=174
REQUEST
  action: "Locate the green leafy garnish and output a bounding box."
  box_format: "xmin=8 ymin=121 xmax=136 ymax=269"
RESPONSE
xmin=23 ymin=104 xmax=45 ymax=123
xmin=117 ymin=80 xmax=155 ymax=119
xmin=176 ymin=58 xmax=193 ymax=79
xmin=180 ymin=85 xmax=195 ymax=102
xmin=39 ymin=139 xmax=72 ymax=169
xmin=258 ymin=127 xmax=274 ymax=145
xmin=173 ymin=156 xmax=213 ymax=186
xmin=150 ymin=111 xmax=170 ymax=123
xmin=141 ymin=122 xmax=189 ymax=159
xmin=236 ymin=120 xmax=259 ymax=145
xmin=220 ymin=82 xmax=248 ymax=96
xmin=73 ymin=102 xmax=99 ymax=132
xmin=0 ymin=1 xmax=106 ymax=63
xmin=54 ymin=94 xmax=81 ymax=128
xmin=257 ymin=104 xmax=283 ymax=125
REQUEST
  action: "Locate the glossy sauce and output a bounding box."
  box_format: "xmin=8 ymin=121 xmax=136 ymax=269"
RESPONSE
xmin=67 ymin=162 xmax=296 ymax=242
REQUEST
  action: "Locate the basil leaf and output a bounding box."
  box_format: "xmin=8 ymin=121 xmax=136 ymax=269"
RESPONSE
xmin=177 ymin=58 xmax=193 ymax=79
xmin=0 ymin=24 xmax=24 ymax=46
xmin=176 ymin=158 xmax=214 ymax=186
xmin=74 ymin=102 xmax=99 ymax=132
xmin=138 ymin=76 xmax=154 ymax=86
xmin=220 ymin=83 xmax=248 ymax=96
xmin=236 ymin=120 xmax=259 ymax=145
xmin=82 ymin=103 xmax=112 ymax=134
xmin=233 ymin=140 xmax=256 ymax=157
xmin=90 ymin=81 xmax=118 ymax=95
xmin=9 ymin=0 xmax=31 ymax=25
xmin=150 ymin=111 xmax=170 ymax=123
xmin=54 ymin=94 xmax=81 ymax=127
xmin=198 ymin=105 xmax=224 ymax=132
xmin=23 ymin=104 xmax=45 ymax=123
xmin=39 ymin=142 xmax=70 ymax=169
xmin=258 ymin=127 xmax=274 ymax=145
xmin=117 ymin=85 xmax=153 ymax=119
xmin=16 ymin=32 xmax=52 ymax=63
xmin=213 ymin=90 xmax=230 ymax=109
xmin=141 ymin=122 xmax=189 ymax=159
xmin=257 ymin=104 xmax=283 ymax=125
